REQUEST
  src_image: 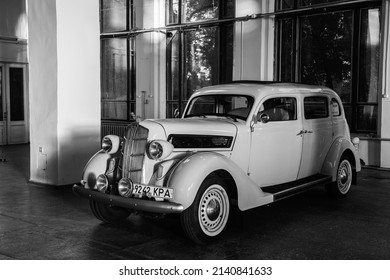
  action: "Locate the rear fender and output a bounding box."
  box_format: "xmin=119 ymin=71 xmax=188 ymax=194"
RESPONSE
xmin=166 ymin=152 xmax=273 ymax=211
xmin=321 ymin=137 xmax=361 ymax=182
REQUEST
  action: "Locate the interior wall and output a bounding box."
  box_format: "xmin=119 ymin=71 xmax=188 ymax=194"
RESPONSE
xmin=28 ymin=0 xmax=100 ymax=185
xmin=55 ymin=0 xmax=101 ymax=184
xmin=28 ymin=0 xmax=59 ymax=184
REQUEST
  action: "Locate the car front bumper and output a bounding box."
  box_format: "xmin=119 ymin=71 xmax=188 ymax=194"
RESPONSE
xmin=73 ymin=184 xmax=184 ymax=214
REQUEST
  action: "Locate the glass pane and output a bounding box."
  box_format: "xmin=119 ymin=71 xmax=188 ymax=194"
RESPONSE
xmin=0 ymin=66 xmax=2 ymax=121
xmin=101 ymin=101 xmax=128 ymax=120
xmin=358 ymin=8 xmax=380 ymax=103
xmin=101 ymin=0 xmax=127 ymax=33
xmin=166 ymin=32 xmax=180 ymax=102
xmin=300 ymin=11 xmax=353 ymax=103
xmin=222 ymin=0 xmax=235 ymax=18
xmin=304 ymin=96 xmax=329 ymax=119
xmin=280 ymin=18 xmax=294 ymax=82
xmin=185 ymin=95 xmax=254 ymax=119
xmin=343 ymin=105 xmax=351 ymax=128
xmin=357 ymin=105 xmax=377 ymax=132
xmin=167 ymin=102 xmax=180 ymax=118
xmin=299 ymin=0 xmax=346 ymax=7
xmin=101 ymin=38 xmax=128 ymax=120
xmin=259 ymin=97 xmax=297 ymax=121
xmin=183 ymin=0 xmax=219 ymax=23
xmin=278 ymin=0 xmax=294 ymax=10
xmin=184 ymin=27 xmax=218 ymax=101
xmin=220 ymin=24 xmax=234 ymax=83
xmin=166 ymin=0 xmax=179 ymax=24
xmin=331 ymin=98 xmax=341 ymax=117
xmin=9 ymin=67 xmax=24 ymax=121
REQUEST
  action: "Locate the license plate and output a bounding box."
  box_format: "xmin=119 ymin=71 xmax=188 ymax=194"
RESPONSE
xmin=132 ymin=183 xmax=174 ymax=199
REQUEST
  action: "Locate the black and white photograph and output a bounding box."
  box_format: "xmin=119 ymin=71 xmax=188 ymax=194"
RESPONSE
xmin=0 ymin=0 xmax=389 ymax=279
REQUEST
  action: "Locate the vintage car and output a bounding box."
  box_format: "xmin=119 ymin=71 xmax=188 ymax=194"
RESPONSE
xmin=73 ymin=81 xmax=361 ymax=244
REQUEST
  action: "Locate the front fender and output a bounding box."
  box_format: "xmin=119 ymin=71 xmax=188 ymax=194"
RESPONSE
xmin=321 ymin=137 xmax=361 ymax=181
xmin=82 ymin=150 xmax=110 ymax=189
xmin=167 ymin=152 xmax=273 ymax=211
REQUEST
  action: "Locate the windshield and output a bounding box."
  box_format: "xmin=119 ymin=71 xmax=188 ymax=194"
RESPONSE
xmin=184 ymin=94 xmax=254 ymax=121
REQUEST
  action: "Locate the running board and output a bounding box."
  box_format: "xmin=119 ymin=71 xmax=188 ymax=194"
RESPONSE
xmin=261 ymin=174 xmax=332 ymax=202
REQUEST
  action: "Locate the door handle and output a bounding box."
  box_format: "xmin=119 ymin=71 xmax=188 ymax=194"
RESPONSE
xmin=3 ymin=112 xmax=7 ymax=120
xmin=296 ymin=130 xmax=313 ymax=136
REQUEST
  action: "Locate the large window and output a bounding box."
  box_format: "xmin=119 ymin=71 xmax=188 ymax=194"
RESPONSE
xmin=166 ymin=0 xmax=235 ymax=118
xmin=100 ymin=0 xmax=135 ymax=122
xmin=276 ymin=0 xmax=381 ymax=134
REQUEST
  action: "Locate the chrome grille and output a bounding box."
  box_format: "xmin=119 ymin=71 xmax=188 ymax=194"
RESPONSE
xmin=122 ymin=123 xmax=149 ymax=183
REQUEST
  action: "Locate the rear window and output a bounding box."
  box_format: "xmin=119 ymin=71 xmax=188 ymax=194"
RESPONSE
xmin=304 ymin=96 xmax=329 ymax=119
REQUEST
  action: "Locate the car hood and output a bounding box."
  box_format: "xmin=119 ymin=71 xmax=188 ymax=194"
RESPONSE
xmin=143 ymin=118 xmax=238 ymax=138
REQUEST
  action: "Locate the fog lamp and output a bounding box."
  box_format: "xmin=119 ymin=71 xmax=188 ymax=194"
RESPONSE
xmin=118 ymin=178 xmax=133 ymax=197
xmin=96 ymin=174 xmax=109 ymax=193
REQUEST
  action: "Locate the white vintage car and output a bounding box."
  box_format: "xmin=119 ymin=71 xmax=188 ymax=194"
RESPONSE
xmin=73 ymin=81 xmax=361 ymax=244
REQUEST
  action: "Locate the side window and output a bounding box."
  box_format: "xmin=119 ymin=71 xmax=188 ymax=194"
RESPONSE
xmin=304 ymin=96 xmax=329 ymax=119
xmin=259 ymin=97 xmax=297 ymax=122
xmin=331 ymin=98 xmax=342 ymax=117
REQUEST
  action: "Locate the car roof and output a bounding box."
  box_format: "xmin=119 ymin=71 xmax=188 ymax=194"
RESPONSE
xmin=192 ymin=81 xmax=338 ymax=99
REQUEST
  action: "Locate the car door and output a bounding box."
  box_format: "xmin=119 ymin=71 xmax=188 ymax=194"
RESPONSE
xmin=248 ymin=96 xmax=303 ymax=187
xmin=297 ymin=94 xmax=333 ymax=179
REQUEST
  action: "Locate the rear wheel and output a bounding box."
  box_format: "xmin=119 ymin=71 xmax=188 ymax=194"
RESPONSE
xmin=326 ymin=157 xmax=353 ymax=198
xmin=89 ymin=200 xmax=131 ymax=223
xmin=180 ymin=175 xmax=231 ymax=244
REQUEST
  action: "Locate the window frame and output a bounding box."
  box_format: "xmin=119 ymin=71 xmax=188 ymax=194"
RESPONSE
xmin=275 ymin=0 xmax=382 ymax=134
xmin=165 ymin=0 xmax=235 ymax=118
xmin=99 ymin=0 xmax=136 ymax=122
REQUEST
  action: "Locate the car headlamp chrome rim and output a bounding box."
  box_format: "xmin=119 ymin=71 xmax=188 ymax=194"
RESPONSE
xmin=102 ymin=137 xmax=113 ymax=153
xmin=101 ymin=135 xmax=122 ymax=154
xmin=96 ymin=174 xmax=109 ymax=193
xmin=147 ymin=140 xmax=174 ymax=160
xmin=118 ymin=178 xmax=133 ymax=197
xmin=148 ymin=141 xmax=163 ymax=159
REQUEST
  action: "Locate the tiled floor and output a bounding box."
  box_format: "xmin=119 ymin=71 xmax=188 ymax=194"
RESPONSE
xmin=1 ymin=144 xmax=390 ymax=259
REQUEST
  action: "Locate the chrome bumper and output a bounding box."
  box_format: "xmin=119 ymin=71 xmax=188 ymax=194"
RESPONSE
xmin=73 ymin=184 xmax=184 ymax=214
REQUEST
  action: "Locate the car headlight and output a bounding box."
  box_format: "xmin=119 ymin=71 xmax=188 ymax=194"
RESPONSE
xmin=102 ymin=135 xmax=122 ymax=154
xmin=118 ymin=178 xmax=133 ymax=197
xmin=147 ymin=140 xmax=174 ymax=160
xmin=96 ymin=174 xmax=109 ymax=193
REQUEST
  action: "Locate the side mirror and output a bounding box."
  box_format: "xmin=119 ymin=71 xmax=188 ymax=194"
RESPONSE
xmin=259 ymin=113 xmax=270 ymax=123
xmin=174 ymin=108 xmax=180 ymax=118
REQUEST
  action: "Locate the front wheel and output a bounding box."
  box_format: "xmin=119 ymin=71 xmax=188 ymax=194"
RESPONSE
xmin=326 ymin=157 xmax=353 ymax=198
xmin=180 ymin=175 xmax=231 ymax=244
xmin=89 ymin=200 xmax=131 ymax=223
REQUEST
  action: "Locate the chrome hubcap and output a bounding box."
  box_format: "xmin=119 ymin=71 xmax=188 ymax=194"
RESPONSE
xmin=206 ymin=199 xmax=221 ymax=221
xmin=338 ymin=160 xmax=352 ymax=194
xmin=198 ymin=185 xmax=229 ymax=236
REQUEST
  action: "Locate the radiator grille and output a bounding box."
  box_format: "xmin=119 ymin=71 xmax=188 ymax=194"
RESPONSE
xmin=122 ymin=123 xmax=149 ymax=183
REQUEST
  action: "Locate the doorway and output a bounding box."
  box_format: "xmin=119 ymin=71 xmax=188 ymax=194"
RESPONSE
xmin=0 ymin=63 xmax=29 ymax=145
